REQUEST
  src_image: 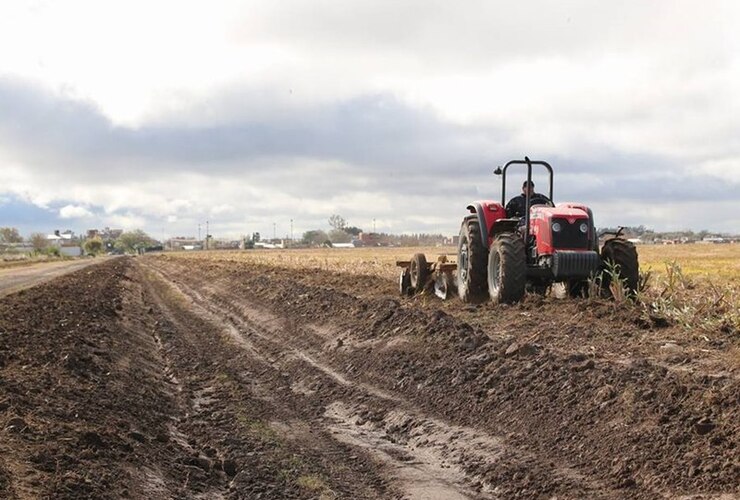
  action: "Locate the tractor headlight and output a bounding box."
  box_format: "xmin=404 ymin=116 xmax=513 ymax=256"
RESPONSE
xmin=580 ymin=223 xmax=588 ymax=233
xmin=552 ymin=222 xmax=562 ymax=233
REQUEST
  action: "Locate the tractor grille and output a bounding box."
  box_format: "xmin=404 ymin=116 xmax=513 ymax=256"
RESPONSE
xmin=551 ymin=218 xmax=589 ymax=249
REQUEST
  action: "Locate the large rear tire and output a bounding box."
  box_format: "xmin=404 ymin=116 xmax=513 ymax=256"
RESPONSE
xmin=488 ymin=233 xmax=527 ymax=304
xmin=600 ymin=239 xmax=639 ymax=298
xmin=457 ymin=217 xmax=488 ymax=303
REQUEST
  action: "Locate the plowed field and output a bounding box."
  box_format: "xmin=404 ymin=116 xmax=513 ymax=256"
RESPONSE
xmin=1 ymin=253 xmax=738 ymax=499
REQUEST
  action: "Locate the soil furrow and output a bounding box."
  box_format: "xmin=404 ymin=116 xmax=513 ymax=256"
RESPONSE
xmin=136 ymin=261 xmax=400 ymax=499
xmin=2 ymin=255 xmax=738 ymax=499
xmin=141 ymin=260 xmax=491 ymax=498
xmin=143 ymin=254 xmax=740 ymax=499
xmin=143 ymin=257 xmax=625 ymax=498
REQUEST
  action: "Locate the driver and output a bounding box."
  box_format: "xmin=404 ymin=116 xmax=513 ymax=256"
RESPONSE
xmin=505 ymin=180 xmax=552 ymax=218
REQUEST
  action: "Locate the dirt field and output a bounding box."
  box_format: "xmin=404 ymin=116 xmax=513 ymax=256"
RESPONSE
xmin=1 ymin=248 xmax=739 ymax=498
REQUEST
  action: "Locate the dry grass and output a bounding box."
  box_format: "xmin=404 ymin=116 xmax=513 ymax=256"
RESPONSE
xmin=633 ymin=245 xmax=739 ymax=333
xmin=636 ymin=260 xmax=739 ymax=334
xmin=637 ymin=244 xmax=740 ymax=284
xmin=0 ymin=254 xmax=73 ymax=269
xmin=164 ymin=243 xmax=740 ymax=283
xmin=164 ymin=246 xmax=456 ymax=281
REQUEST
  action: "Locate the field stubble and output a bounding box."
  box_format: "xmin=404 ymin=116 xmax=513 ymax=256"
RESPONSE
xmin=165 ymin=243 xmax=740 ymax=281
xmin=166 ymin=244 xmax=740 ymax=334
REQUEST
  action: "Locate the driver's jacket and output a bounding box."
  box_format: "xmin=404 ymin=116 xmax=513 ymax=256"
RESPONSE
xmin=505 ymin=193 xmax=552 ymax=218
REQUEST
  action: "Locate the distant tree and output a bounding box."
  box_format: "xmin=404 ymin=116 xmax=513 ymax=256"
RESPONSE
xmin=328 ymin=214 xmax=347 ymax=231
xmin=344 ymin=226 xmax=363 ymax=236
xmin=302 ymin=230 xmax=329 ymax=246
xmin=114 ymin=229 xmax=155 ymax=253
xmin=29 ymin=233 xmax=49 ymax=251
xmin=0 ymin=227 xmax=23 ymax=244
xmin=328 ymin=228 xmax=352 ymax=244
xmin=83 ymin=236 xmax=104 ymax=256
xmin=44 ymin=246 xmax=61 ymax=257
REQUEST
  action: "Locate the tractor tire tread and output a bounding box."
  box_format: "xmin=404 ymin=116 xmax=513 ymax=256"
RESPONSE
xmin=457 ymin=217 xmax=488 ymax=303
xmin=489 ymin=233 xmax=527 ymax=304
xmin=600 ymin=238 xmax=639 ymax=297
xmin=409 ymin=253 xmax=429 ymax=292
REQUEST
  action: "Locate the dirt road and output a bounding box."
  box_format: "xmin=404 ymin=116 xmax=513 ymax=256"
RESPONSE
xmin=1 ymin=255 xmax=738 ymax=498
xmin=0 ymin=258 xmax=110 ymax=298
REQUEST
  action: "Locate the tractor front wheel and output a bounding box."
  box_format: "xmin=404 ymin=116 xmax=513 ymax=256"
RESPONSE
xmin=487 ymin=233 xmax=527 ymax=304
xmin=457 ymin=217 xmax=488 ymax=303
xmin=600 ymin=238 xmax=639 ymax=298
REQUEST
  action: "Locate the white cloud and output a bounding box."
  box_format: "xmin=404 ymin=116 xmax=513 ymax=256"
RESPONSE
xmin=0 ymin=1 xmax=739 ymax=236
xmin=106 ymin=212 xmax=148 ymax=230
xmin=209 ymin=204 xmax=234 ymax=216
xmin=58 ymin=204 xmax=93 ymax=219
xmin=696 ymin=157 xmax=740 ymax=183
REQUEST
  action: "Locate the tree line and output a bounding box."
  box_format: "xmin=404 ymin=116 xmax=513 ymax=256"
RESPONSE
xmin=0 ymin=227 xmax=157 ymax=256
xmin=298 ymin=215 xmax=448 ymax=247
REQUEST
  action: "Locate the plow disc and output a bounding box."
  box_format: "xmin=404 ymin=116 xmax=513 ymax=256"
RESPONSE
xmin=397 ymin=254 xmax=457 ymax=300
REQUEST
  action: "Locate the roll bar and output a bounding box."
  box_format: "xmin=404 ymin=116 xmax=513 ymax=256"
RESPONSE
xmin=493 ymin=157 xmax=554 ymax=244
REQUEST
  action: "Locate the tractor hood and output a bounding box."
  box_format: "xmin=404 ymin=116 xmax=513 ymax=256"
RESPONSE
xmin=530 ymin=206 xmax=589 ymax=222
xmin=530 ymin=205 xmax=593 ymax=254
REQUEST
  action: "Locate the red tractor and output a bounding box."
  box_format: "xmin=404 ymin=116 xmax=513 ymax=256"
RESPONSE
xmin=456 ymin=157 xmax=639 ymax=303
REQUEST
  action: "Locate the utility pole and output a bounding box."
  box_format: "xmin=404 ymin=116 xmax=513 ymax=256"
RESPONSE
xmin=206 ymin=220 xmax=209 ymax=250
xmin=198 ymin=224 xmax=201 ymax=244
xmin=373 ymin=218 xmax=376 ymax=233
xmin=273 ymin=222 xmax=276 ymax=241
xmin=290 ymin=219 xmax=293 ymax=247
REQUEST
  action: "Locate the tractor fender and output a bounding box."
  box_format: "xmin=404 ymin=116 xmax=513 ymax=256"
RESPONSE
xmin=466 ymin=203 xmax=489 ymax=245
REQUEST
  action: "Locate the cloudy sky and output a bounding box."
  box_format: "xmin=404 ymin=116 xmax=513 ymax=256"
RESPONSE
xmin=1 ymin=0 xmax=739 ymax=240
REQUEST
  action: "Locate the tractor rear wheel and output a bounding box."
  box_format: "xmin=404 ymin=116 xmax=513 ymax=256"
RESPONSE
xmin=457 ymin=217 xmax=488 ymax=303
xmin=487 ymin=233 xmax=527 ymax=304
xmin=409 ymin=253 xmax=429 ymax=293
xmin=600 ymin=238 xmax=639 ymax=298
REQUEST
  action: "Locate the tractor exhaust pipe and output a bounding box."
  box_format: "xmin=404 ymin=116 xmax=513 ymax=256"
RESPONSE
xmin=524 ymin=156 xmax=533 ymax=245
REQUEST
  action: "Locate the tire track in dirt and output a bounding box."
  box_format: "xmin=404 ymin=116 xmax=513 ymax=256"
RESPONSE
xmin=144 ymin=254 xmax=740 ymax=499
xmin=141 ymin=261 xmax=490 ymax=499
xmin=142 ymin=258 xmax=624 ymax=499
xmin=136 ymin=262 xmax=400 ymax=499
